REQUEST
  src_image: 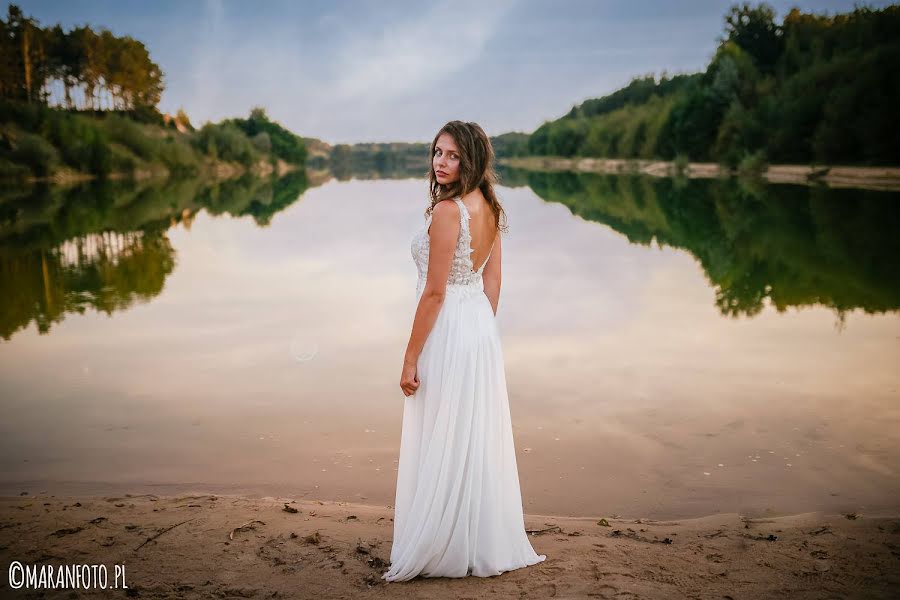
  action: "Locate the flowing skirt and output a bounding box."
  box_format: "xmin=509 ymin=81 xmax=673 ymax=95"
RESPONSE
xmin=383 ymin=281 xmax=546 ymax=581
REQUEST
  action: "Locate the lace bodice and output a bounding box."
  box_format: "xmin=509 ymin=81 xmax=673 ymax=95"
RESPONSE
xmin=411 ymin=197 xmax=495 ymax=295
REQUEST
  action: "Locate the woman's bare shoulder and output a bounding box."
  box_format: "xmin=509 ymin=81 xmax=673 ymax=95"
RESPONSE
xmin=431 ymin=199 xmax=460 ymax=220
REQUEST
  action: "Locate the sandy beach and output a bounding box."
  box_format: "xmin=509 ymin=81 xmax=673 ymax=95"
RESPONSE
xmin=1 ymin=492 xmax=898 ymax=599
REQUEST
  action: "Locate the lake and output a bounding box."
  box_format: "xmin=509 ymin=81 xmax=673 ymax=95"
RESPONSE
xmin=1 ymin=169 xmax=898 ymax=519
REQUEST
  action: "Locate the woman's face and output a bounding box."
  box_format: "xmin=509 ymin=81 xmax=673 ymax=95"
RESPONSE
xmin=433 ymin=132 xmax=461 ymax=185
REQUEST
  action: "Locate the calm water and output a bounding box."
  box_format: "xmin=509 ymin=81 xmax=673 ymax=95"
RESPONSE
xmin=1 ymin=170 xmax=898 ymax=519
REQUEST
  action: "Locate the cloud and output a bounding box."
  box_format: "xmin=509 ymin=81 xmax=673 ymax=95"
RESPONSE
xmin=326 ymin=0 xmax=516 ymax=103
xmin=171 ymin=0 xmax=514 ymax=140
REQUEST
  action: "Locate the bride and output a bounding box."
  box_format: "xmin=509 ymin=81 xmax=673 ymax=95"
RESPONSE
xmin=383 ymin=120 xmax=546 ymax=581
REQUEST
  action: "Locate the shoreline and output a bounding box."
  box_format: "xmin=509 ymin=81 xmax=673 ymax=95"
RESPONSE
xmin=10 ymin=157 xmax=299 ymax=187
xmin=2 ymin=492 xmax=897 ymax=598
xmin=499 ymin=156 xmax=900 ymax=192
xmin=3 ymin=479 xmax=896 ymax=523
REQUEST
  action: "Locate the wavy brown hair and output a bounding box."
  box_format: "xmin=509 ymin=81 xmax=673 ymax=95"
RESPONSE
xmin=425 ymin=120 xmax=508 ymax=234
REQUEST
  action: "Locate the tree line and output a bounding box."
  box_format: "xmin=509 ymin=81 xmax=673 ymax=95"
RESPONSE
xmin=519 ymin=3 xmax=900 ymax=167
xmin=1 ymin=4 xmax=164 ymax=110
xmin=0 ymin=5 xmax=307 ymax=181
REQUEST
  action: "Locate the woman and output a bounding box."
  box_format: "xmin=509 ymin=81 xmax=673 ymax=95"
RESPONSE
xmin=382 ymin=121 xmax=546 ymax=581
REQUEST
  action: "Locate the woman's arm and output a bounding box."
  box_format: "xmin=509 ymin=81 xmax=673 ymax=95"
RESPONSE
xmin=403 ymin=200 xmax=461 ymax=367
xmin=482 ymin=232 xmax=502 ymax=316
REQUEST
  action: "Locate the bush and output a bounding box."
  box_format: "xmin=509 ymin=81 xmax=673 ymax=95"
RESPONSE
xmin=103 ymin=114 xmax=159 ymax=160
xmin=737 ymin=149 xmax=768 ymax=175
xmin=158 ymin=137 xmax=200 ymax=175
xmin=11 ymin=132 xmax=60 ymax=177
xmin=251 ymin=131 xmax=272 ymax=154
xmin=222 ymin=108 xmax=307 ymax=164
xmin=673 ymin=153 xmax=690 ymax=175
xmin=193 ymin=123 xmax=260 ymax=166
xmin=85 ymin=129 xmax=111 ymax=177
xmin=40 ymin=113 xmax=111 ymax=175
xmin=107 ymin=144 xmax=138 ymax=174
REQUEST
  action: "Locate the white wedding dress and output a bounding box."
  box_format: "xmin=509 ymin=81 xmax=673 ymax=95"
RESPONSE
xmin=382 ymin=196 xmax=546 ymax=582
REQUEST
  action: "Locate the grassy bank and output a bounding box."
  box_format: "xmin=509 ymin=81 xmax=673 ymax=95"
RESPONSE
xmin=0 ymin=101 xmax=306 ymax=184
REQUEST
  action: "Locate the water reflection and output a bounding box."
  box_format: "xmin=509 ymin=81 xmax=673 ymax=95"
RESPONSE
xmin=0 ymin=231 xmax=175 ymax=340
xmin=500 ymin=168 xmax=900 ymax=321
xmin=326 ymin=144 xmax=430 ymax=181
xmin=0 ymin=168 xmax=897 ymax=519
xmin=0 ymin=171 xmax=309 ymax=340
xmin=4 ymin=167 xmax=898 ymax=343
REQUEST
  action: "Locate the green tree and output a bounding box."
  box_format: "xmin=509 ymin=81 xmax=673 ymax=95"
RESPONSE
xmin=720 ymin=2 xmax=784 ymax=73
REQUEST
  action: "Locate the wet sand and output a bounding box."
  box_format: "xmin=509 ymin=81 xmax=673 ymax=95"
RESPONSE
xmin=1 ymin=492 xmax=898 ymax=598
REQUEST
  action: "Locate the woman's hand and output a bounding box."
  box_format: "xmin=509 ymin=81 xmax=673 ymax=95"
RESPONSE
xmin=400 ymin=359 xmax=420 ymax=397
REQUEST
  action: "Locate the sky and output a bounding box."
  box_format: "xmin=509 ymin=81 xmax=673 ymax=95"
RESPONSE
xmin=15 ymin=0 xmax=896 ymax=144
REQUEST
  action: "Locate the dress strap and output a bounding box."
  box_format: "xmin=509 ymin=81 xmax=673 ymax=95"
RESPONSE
xmin=452 ymin=197 xmax=470 ymax=229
